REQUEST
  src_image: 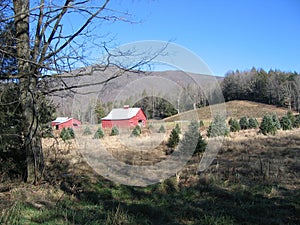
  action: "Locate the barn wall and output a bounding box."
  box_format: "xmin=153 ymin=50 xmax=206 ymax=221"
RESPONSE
xmin=101 ymin=120 xmax=113 ymax=128
xmin=58 ymin=120 xmax=74 ymax=130
xmin=53 ymin=119 xmax=82 ymax=130
xmin=102 ymin=119 xmax=133 ymax=128
xmin=72 ymin=119 xmax=81 ymax=127
xmin=135 ymin=109 xmax=147 ymax=126
xmin=101 ymin=109 xmax=147 ymax=129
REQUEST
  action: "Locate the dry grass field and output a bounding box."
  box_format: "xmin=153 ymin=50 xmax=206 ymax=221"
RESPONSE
xmin=43 ymin=121 xmax=300 ymax=193
xmin=165 ymin=100 xmax=291 ymax=123
xmin=1 ymin=101 xmax=299 ymax=224
xmin=42 ymin=125 xmax=300 ymax=190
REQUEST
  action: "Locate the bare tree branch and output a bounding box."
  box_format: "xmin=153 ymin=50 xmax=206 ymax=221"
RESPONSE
xmin=41 ymin=0 xmax=110 ymax=63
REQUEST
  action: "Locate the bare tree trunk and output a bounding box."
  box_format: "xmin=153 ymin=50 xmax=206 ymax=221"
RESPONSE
xmin=21 ymin=79 xmax=44 ymax=184
xmin=14 ymin=0 xmax=44 ymax=184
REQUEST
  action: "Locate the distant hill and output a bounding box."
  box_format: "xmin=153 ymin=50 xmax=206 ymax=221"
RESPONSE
xmin=48 ymin=67 xmax=223 ymax=118
xmin=164 ymin=100 xmax=291 ymax=123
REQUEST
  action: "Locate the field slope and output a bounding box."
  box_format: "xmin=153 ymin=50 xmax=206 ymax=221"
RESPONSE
xmin=164 ymin=100 xmax=291 ymax=122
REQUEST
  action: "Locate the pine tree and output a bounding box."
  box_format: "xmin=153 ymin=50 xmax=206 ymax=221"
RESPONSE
xmin=67 ymin=128 xmax=75 ymax=139
xmin=239 ymin=116 xmax=249 ymax=130
xmin=94 ymin=100 xmax=106 ymax=124
xmin=131 ymin=125 xmax=141 ymax=137
xmin=280 ymin=115 xmax=292 ymax=130
xmin=287 ymin=111 xmax=295 ymax=127
xmin=248 ymin=117 xmax=258 ymax=129
xmin=230 ymin=118 xmax=240 ymax=132
xmin=228 ymin=118 xmax=234 ymax=126
xmin=158 ymin=125 xmax=166 ymax=133
xmin=174 ymin=123 xmax=181 ymax=134
xmin=60 ymin=128 xmax=71 ymax=141
xmin=110 ymin=126 xmax=119 ymax=136
xmin=272 ymin=114 xmax=281 ymax=129
xmin=167 ymin=128 xmax=180 ymax=148
xmin=178 ymin=121 xmax=206 ymax=155
xmin=136 ymin=125 xmax=142 ymax=134
xmin=259 ymin=114 xmax=277 ymax=135
xmin=93 ymin=127 xmax=104 ymax=139
xmin=83 ymin=126 xmax=92 ymax=136
xmin=207 ymin=115 xmax=229 ymax=137
xmin=199 ymin=120 xmax=204 ymax=128
xmin=294 ymin=114 xmax=300 ymax=128
xmin=0 ymin=83 xmax=25 ymax=179
xmin=194 ymin=133 xmax=207 ymax=154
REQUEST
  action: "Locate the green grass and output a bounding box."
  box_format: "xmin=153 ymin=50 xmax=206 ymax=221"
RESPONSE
xmin=1 ymin=177 xmax=299 ymax=225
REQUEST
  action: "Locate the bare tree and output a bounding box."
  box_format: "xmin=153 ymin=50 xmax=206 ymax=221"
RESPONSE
xmin=0 ymin=0 xmax=163 ymax=183
xmin=280 ymin=73 xmax=298 ymax=111
xmin=294 ymin=75 xmax=300 ymax=112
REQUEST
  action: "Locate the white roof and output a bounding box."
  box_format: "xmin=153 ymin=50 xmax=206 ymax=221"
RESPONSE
xmin=52 ymin=117 xmax=70 ymax=123
xmin=102 ymin=108 xmax=141 ymax=120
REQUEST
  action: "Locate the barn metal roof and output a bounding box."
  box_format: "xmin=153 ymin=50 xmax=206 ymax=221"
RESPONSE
xmin=52 ymin=117 xmax=70 ymax=123
xmin=102 ymin=108 xmax=141 ymax=120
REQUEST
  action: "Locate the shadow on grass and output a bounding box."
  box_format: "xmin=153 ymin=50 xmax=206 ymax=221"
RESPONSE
xmin=33 ymin=177 xmax=298 ymax=225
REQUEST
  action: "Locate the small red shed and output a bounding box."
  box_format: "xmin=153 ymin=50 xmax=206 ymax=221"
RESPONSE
xmin=51 ymin=117 xmax=81 ymax=130
xmin=101 ymin=106 xmax=147 ymax=128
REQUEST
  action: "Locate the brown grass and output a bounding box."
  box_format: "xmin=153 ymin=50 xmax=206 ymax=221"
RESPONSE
xmin=1 ymin=125 xmax=299 ymax=224
xmin=188 ymin=128 xmax=300 ymax=190
xmin=40 ymin=124 xmax=300 ymax=192
xmin=164 ymin=100 xmax=291 ymax=122
xmin=74 ymin=125 xmax=171 ymax=167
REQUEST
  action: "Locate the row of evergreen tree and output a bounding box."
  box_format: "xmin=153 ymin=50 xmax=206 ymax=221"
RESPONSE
xmin=206 ymin=111 xmax=300 ymax=137
xmin=59 ymin=126 xmax=120 ymax=141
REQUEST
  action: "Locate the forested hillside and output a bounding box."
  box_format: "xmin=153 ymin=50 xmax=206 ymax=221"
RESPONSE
xmin=222 ymin=68 xmax=300 ymax=112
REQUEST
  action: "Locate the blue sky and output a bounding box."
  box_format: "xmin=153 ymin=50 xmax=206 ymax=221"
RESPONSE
xmin=95 ymin=0 xmax=300 ymax=76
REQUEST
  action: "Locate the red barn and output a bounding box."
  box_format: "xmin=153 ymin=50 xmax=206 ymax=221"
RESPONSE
xmin=101 ymin=106 xmax=147 ymax=128
xmin=51 ymin=117 xmax=81 ymax=130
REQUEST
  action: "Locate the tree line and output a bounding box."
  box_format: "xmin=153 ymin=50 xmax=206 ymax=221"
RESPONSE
xmin=222 ymin=67 xmax=300 ymax=111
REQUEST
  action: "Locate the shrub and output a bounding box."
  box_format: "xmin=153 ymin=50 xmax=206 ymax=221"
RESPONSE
xmin=280 ymin=115 xmax=292 ymax=130
xmin=207 ymin=115 xmax=229 ymax=137
xmin=131 ymin=125 xmax=141 ymax=137
xmin=105 ymin=204 xmax=134 ymax=225
xmin=239 ymin=116 xmax=249 ymax=130
xmin=259 ymin=114 xmax=277 ymax=135
xmin=110 ymin=126 xmax=119 ymax=136
xmin=272 ymin=114 xmax=281 ymax=129
xmin=248 ymin=117 xmax=259 ymax=129
xmin=229 ymin=118 xmax=240 ymax=132
xmin=167 ymin=128 xmax=180 ymax=148
xmin=158 ymin=124 xmax=165 ymax=133
xmin=83 ymin=126 xmax=92 ymax=135
xmin=93 ymin=127 xmax=104 ymax=139
xmin=159 ymin=178 xmax=178 ymax=194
